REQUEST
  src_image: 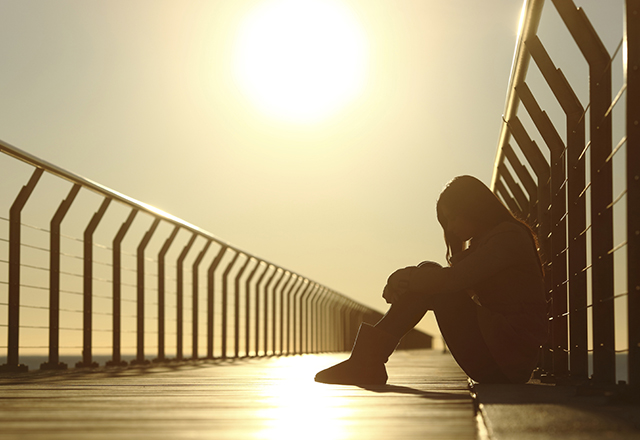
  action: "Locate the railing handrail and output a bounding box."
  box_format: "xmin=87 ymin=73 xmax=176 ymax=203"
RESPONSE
xmin=0 ymin=137 xmax=344 ymax=300
xmin=491 ymin=0 xmax=544 ymax=190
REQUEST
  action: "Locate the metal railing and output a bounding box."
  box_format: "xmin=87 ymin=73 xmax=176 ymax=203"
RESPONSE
xmin=0 ymin=141 xmax=432 ymax=372
xmin=492 ymin=0 xmax=638 ymax=385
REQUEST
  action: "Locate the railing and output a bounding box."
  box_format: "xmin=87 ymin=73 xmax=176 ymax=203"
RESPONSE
xmin=0 ymin=141 xmax=432 ymax=372
xmin=491 ymin=0 xmax=638 ymax=385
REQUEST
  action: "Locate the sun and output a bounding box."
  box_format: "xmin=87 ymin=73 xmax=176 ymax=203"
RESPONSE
xmin=233 ymin=0 xmax=368 ymax=123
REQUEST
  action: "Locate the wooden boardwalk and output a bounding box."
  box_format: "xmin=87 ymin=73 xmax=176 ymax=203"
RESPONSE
xmin=0 ymin=349 xmax=477 ymax=440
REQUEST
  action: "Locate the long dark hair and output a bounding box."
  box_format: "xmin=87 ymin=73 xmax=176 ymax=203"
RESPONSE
xmin=436 ymin=175 xmax=543 ymax=274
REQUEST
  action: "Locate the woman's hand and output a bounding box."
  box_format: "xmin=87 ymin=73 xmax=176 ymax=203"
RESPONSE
xmin=382 ymin=266 xmax=415 ymax=304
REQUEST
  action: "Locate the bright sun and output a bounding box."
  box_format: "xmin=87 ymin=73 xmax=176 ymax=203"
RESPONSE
xmin=234 ymin=0 xmax=368 ymax=123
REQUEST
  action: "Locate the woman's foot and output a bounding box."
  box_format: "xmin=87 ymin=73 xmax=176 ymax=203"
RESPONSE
xmin=314 ymin=323 xmax=398 ymax=385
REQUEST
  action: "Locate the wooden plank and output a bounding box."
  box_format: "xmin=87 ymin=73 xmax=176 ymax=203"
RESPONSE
xmin=0 ymin=350 xmax=475 ymax=440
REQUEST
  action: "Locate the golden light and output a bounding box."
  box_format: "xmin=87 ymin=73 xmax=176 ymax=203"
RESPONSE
xmin=254 ymin=356 xmax=353 ymax=440
xmin=234 ymin=0 xmax=368 ymax=123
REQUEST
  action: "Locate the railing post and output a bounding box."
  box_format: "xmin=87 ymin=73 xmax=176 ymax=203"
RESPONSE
xmin=288 ymin=276 xmax=303 ymax=355
xmin=77 ymin=197 xmax=111 ymax=368
xmin=244 ymin=259 xmax=259 ymax=357
xmin=295 ymin=280 xmax=311 ymax=355
xmin=517 ymin=80 xmax=569 ymax=378
xmin=278 ymin=272 xmax=292 ymax=355
xmin=318 ymin=288 xmax=329 ymax=352
xmin=263 ymin=267 xmax=278 ymax=356
xmin=106 ymin=208 xmax=137 ymax=367
xmin=42 ymin=183 xmax=80 ymax=370
xmin=1 ymin=168 xmax=43 ymax=372
xmin=552 ymin=0 xmax=615 ymax=384
xmin=312 ymin=287 xmax=321 ymax=353
xmin=527 ymin=34 xmax=589 ymax=379
xmin=507 ymin=115 xmax=553 ymax=373
xmin=222 ymin=251 xmax=240 ymax=359
xmin=176 ymin=233 xmax=197 ymax=360
xmin=206 ymin=245 xmax=227 ymax=359
xmin=253 ymin=263 xmax=270 ymax=356
xmin=156 ymin=225 xmax=179 ymax=363
xmin=271 ymin=270 xmax=286 ymax=355
xmin=132 ymin=218 xmax=160 ymax=366
xmin=192 ymin=240 xmax=211 ymax=360
xmin=234 ymin=256 xmax=250 ymax=358
xmin=627 ymin=0 xmax=640 ymax=388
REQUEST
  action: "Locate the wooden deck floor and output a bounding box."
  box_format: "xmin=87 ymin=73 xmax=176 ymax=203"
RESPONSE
xmin=0 ymin=349 xmax=477 ymax=440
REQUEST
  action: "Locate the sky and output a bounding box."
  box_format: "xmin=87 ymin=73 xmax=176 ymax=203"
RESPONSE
xmin=0 ymin=0 xmax=626 ymax=348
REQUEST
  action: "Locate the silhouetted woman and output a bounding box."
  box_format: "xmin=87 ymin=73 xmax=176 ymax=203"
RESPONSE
xmin=315 ymin=175 xmax=548 ymax=385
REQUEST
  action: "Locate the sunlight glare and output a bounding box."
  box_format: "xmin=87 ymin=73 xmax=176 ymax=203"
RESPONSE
xmin=254 ymin=356 xmax=352 ymax=440
xmin=234 ymin=0 xmax=368 ymax=123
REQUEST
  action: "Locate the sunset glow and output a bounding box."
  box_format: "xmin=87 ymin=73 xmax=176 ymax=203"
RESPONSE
xmin=233 ymin=0 xmax=368 ymax=123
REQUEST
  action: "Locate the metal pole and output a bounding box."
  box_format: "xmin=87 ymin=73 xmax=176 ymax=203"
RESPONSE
xmin=272 ymin=271 xmax=286 ymax=355
xmin=552 ymin=0 xmax=615 ymax=384
xmin=234 ymin=256 xmax=250 ymax=358
xmin=254 ymin=263 xmax=270 ymax=356
xmin=517 ymin=81 xmax=569 ymax=378
xmin=295 ymin=281 xmax=311 ymax=355
xmin=192 ymin=240 xmax=211 ymax=360
xmin=176 ymin=233 xmax=197 ymax=360
xmin=78 ymin=197 xmax=110 ymax=368
xmin=107 ymin=208 xmax=137 ymax=367
xmin=206 ymin=246 xmax=227 ymax=358
xmin=222 ymin=251 xmax=240 ymax=359
xmin=2 ymin=168 xmax=43 ymax=372
xmin=278 ymin=272 xmax=292 ymax=355
xmin=528 ymin=34 xmax=589 ymax=379
xmin=263 ymin=267 xmax=278 ymax=356
xmin=43 ymin=183 xmax=80 ymax=370
xmin=244 ymin=259 xmax=259 ymax=357
xmin=626 ymin=0 xmax=640 ymax=388
xmin=133 ymin=217 xmax=160 ymax=365
xmin=156 ymin=225 xmax=179 ymax=362
xmin=288 ymin=277 xmax=303 ymax=355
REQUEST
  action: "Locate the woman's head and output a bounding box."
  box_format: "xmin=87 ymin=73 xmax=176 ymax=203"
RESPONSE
xmin=436 ymin=175 xmax=536 ymax=264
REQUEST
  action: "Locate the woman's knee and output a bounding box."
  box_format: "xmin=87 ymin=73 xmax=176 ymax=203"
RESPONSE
xmin=417 ymin=260 xmax=442 ymax=269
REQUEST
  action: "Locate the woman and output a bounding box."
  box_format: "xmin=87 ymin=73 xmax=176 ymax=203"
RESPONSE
xmin=315 ymin=175 xmax=548 ymax=385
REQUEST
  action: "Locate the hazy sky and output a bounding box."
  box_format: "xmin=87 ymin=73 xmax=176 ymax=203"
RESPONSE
xmin=0 ymin=0 xmax=624 ymax=342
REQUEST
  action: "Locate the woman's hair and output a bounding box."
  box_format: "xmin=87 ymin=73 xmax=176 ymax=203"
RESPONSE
xmin=436 ymin=175 xmax=543 ymax=273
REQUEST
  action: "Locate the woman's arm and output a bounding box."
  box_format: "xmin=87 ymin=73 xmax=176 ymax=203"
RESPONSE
xmin=407 ymin=223 xmax=534 ymax=295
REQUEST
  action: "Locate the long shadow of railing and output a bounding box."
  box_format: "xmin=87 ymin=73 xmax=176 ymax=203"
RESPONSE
xmin=491 ymin=0 xmax=638 ymax=386
xmin=0 ymin=143 xmax=432 ymax=372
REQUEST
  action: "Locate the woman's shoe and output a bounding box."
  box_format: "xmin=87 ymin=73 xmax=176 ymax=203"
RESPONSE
xmin=314 ymin=323 xmax=398 ymax=385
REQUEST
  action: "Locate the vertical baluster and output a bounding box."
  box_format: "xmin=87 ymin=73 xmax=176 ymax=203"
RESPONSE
xmin=132 ymin=218 xmax=160 ymax=365
xmin=244 ymin=259 xmax=259 ymax=357
xmin=76 ymin=197 xmax=111 ymax=368
xmin=191 ymin=240 xmax=211 ymax=360
xmin=206 ymin=246 xmax=227 ymax=359
xmin=156 ymin=225 xmax=179 ymax=362
xmin=626 ymin=0 xmax=640 ymax=388
xmin=1 ymin=168 xmax=43 ymax=372
xmin=107 ymin=208 xmax=137 ymax=367
xmin=42 ymin=183 xmax=80 ymax=370
xmin=176 ymin=233 xmax=197 ymax=360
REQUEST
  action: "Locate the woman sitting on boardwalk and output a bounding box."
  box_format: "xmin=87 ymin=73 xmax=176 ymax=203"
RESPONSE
xmin=315 ymin=175 xmax=548 ymax=385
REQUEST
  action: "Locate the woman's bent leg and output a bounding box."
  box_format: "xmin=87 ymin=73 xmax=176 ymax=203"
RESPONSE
xmin=434 ymin=291 xmax=509 ymax=383
xmin=374 ymin=292 xmax=432 ymax=340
